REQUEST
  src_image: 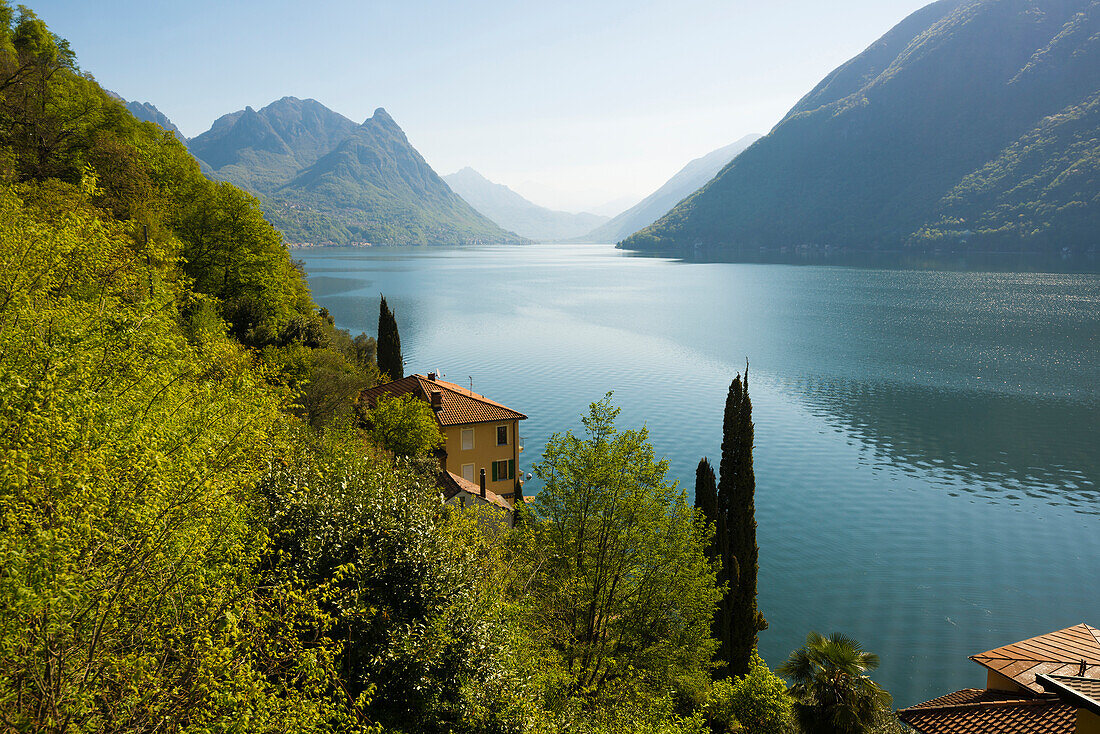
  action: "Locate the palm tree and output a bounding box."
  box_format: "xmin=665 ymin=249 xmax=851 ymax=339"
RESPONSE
xmin=778 ymin=631 xmax=892 ymax=734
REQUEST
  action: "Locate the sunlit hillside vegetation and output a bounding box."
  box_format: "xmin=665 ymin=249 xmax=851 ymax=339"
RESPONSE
xmin=0 ymin=4 xmax=904 ymax=732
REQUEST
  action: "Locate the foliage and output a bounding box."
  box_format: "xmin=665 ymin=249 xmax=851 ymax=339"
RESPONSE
xmin=365 ymin=392 xmax=444 ymax=458
xmin=0 ymin=1 xmax=379 ymax=424
xmin=377 ymin=293 xmax=403 ymax=381
xmin=778 ymin=631 xmax=892 ymax=734
xmin=259 ymin=422 xmax=512 ymax=733
xmin=717 ymin=372 xmax=766 ymax=677
xmin=0 ymin=181 xmax=350 ymax=732
xmin=703 ymin=652 xmax=795 ymax=734
xmin=516 ymin=394 xmax=721 ymax=711
xmin=694 ymin=457 xmax=718 ymax=563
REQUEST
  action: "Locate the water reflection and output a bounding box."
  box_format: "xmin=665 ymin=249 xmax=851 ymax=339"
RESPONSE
xmin=784 ymin=375 xmax=1097 ymax=511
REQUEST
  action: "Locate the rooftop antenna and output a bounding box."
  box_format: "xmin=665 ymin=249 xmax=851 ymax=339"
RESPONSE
xmin=469 ymin=376 xmax=474 ymax=393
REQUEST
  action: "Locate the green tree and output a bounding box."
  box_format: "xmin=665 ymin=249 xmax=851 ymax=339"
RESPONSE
xmin=261 ymin=422 xmax=510 ymax=733
xmin=704 ymin=652 xmax=795 ymax=734
xmin=694 ymin=457 xmax=718 ymax=562
xmin=518 ymin=393 xmax=720 ymax=708
xmin=0 ymin=182 xmax=346 ymax=732
xmin=377 ymin=293 xmax=403 ymax=380
xmin=778 ymin=631 xmax=893 ymax=734
xmin=717 ymin=370 xmax=766 ymax=677
xmin=365 ymin=392 xmax=443 ymax=457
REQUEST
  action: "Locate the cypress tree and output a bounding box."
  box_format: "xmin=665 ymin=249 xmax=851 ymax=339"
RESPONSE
xmin=694 ymin=457 xmax=718 ymax=562
xmin=717 ymin=369 xmax=767 ymax=677
xmin=377 ymin=294 xmax=403 ymax=381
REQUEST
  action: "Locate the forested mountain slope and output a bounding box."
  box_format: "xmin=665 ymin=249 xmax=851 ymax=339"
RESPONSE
xmin=622 ymin=0 xmax=1100 ymax=255
xmin=190 ymin=98 xmax=524 ymax=245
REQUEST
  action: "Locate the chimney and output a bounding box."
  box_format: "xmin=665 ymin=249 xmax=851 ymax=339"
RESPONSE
xmin=430 ymin=390 xmax=442 ymax=410
xmin=479 ymin=468 xmax=487 ymax=498
xmin=427 ymin=371 xmax=436 ymax=381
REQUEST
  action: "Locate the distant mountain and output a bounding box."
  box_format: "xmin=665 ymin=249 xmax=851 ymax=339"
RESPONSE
xmin=106 ymin=91 xmax=186 ymax=142
xmin=583 ymin=135 xmax=761 ymax=243
xmin=189 ymin=99 xmax=523 ymax=245
xmin=188 ymin=97 xmax=359 ymax=194
xmin=622 ymin=0 xmax=1100 ymax=255
xmin=443 ymin=167 xmax=608 ymax=241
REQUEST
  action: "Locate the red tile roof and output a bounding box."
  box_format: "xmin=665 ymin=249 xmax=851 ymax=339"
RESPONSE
xmin=897 ymin=689 xmax=1075 ymax=734
xmin=440 ymin=470 xmax=512 ymax=511
xmin=360 ymin=374 xmax=526 ymax=427
xmin=1038 ymin=674 xmax=1100 ymax=716
xmin=969 ymin=624 xmax=1100 ymax=693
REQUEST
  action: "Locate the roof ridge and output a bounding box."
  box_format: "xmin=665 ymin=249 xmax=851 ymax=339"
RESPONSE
xmin=901 ymin=697 xmax=1060 ymax=714
xmin=1085 ymin=623 xmax=1100 ymax=650
xmin=411 ymin=374 xmax=526 ymax=419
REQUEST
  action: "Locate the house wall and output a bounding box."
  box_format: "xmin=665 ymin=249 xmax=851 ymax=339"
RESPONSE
xmin=442 ymin=419 xmax=521 ymax=493
xmin=1078 ymin=708 xmax=1100 ymax=734
xmin=986 ymin=670 xmax=1028 ymax=693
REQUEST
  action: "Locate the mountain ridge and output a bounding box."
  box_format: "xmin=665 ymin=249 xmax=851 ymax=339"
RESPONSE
xmin=188 ymin=99 xmax=523 ymax=245
xmin=621 ymin=0 xmax=1100 ymax=255
xmin=583 ymin=134 xmax=761 ymax=243
xmin=443 ymin=167 xmax=609 ymax=241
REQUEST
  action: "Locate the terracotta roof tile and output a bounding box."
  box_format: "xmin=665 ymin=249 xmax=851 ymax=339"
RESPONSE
xmin=898 ymin=690 xmax=1075 ymax=734
xmin=904 ymin=688 xmax=1034 ymax=709
xmin=439 ymin=470 xmax=512 ymax=511
xmin=361 ymin=374 xmax=526 ymax=427
xmin=1038 ymin=674 xmax=1100 ymax=715
xmin=969 ymin=624 xmax=1100 ymax=693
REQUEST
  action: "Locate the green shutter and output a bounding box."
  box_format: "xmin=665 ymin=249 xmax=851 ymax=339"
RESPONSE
xmin=492 ymin=462 xmax=498 ymax=481
xmin=508 ymin=459 xmax=515 ymax=480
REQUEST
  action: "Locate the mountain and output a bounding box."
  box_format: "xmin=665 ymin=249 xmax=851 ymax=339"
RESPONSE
xmin=443 ymin=167 xmax=609 ymax=241
xmin=105 ymin=91 xmax=186 ymax=142
xmin=621 ymin=0 xmax=1100 ymax=255
xmin=125 ymin=101 xmax=185 ymax=142
xmin=189 ymin=99 xmax=523 ymax=245
xmin=264 ymin=109 xmax=525 ymax=245
xmin=584 ymin=135 xmax=761 ymax=243
xmin=188 ymin=97 xmax=359 ymax=194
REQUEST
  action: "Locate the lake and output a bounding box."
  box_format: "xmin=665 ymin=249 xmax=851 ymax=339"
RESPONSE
xmin=295 ymin=243 xmax=1099 ymax=707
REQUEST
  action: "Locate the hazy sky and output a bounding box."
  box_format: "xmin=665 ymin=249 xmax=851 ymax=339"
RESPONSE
xmin=32 ymin=0 xmax=931 ymax=212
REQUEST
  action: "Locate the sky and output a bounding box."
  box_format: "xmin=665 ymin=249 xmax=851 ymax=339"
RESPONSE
xmin=31 ymin=0 xmax=932 ymax=213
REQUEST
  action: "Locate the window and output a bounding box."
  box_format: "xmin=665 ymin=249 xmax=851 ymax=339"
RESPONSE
xmin=491 ymin=459 xmax=515 ymax=482
xmin=496 ymin=424 xmax=508 ymax=446
xmin=462 ymin=463 xmax=474 ymax=483
xmin=461 ymin=429 xmax=474 ymax=450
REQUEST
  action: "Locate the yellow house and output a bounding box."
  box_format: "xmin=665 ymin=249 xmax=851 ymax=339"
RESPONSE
xmin=898 ymin=623 xmax=1100 ymax=734
xmin=360 ymin=373 xmax=527 ymax=520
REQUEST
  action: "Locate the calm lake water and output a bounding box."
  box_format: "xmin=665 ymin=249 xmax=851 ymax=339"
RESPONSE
xmin=295 ymin=243 xmax=1099 ymax=707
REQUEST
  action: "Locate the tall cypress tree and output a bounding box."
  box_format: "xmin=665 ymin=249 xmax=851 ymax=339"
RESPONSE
xmin=377 ymin=294 xmax=403 ymax=381
xmin=717 ymin=369 xmax=767 ymax=677
xmin=694 ymin=457 xmax=718 ymax=562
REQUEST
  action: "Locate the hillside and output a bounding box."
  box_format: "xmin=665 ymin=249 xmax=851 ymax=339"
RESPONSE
xmin=443 ymin=167 xmax=608 ymax=241
xmin=189 ymin=99 xmax=522 ymax=245
xmin=584 ymin=134 xmax=760 ymax=243
xmin=621 ymin=0 xmax=1100 ymax=255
